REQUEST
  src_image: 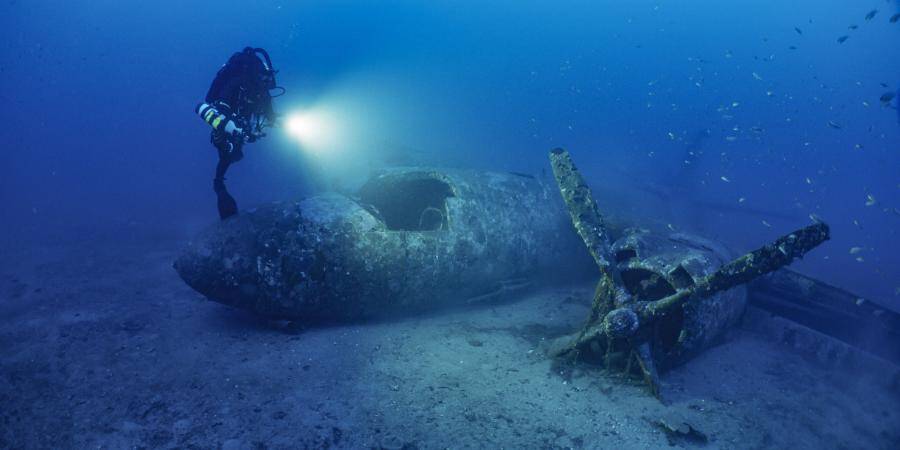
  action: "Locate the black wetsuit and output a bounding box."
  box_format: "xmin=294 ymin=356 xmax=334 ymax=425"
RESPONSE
xmin=205 ymin=47 xmax=277 ymax=220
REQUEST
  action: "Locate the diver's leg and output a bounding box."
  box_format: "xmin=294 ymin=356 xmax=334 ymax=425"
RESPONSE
xmin=214 ymin=161 xmax=238 ymax=220
xmin=212 ymin=133 xmax=240 ymax=220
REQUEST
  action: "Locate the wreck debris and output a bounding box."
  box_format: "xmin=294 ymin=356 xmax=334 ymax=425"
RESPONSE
xmin=656 ymin=413 xmax=708 ymax=444
xmin=634 ymin=342 xmax=661 ymax=398
xmin=637 ymin=221 xmax=830 ymax=325
xmin=750 ymin=269 xmax=900 ymax=363
xmin=175 ymin=168 xmax=594 ymax=321
xmin=548 ymin=148 xmax=615 ymax=272
xmin=549 ymin=148 xmax=625 ymax=332
xmin=547 ymin=148 xmax=831 ymax=397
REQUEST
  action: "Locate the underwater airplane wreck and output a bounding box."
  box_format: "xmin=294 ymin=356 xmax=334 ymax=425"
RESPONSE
xmin=175 ymin=167 xmax=595 ymax=320
xmin=175 ymin=149 xmax=900 ymax=396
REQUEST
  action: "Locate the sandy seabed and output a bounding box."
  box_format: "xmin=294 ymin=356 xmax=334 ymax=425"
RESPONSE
xmin=1 ymin=226 xmax=898 ymax=449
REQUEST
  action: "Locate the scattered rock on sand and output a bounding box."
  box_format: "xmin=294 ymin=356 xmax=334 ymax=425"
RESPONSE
xmin=657 ymin=412 xmax=708 ymax=443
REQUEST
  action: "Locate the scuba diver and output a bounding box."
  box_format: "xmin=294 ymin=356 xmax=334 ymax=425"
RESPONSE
xmin=195 ymin=47 xmax=283 ymax=220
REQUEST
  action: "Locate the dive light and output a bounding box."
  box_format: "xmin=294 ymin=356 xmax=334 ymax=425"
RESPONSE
xmin=196 ymin=102 xmax=242 ymax=136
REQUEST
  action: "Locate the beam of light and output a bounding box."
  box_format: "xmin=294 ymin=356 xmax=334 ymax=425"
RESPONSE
xmin=275 ymin=68 xmax=461 ymax=186
xmin=283 ymin=109 xmax=339 ymax=154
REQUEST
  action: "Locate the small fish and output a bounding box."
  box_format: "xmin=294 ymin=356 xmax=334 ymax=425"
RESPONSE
xmin=849 ymin=247 xmax=863 ymax=254
xmin=739 ymin=197 xmax=746 ymax=203
xmin=891 ymin=13 xmax=900 ymax=23
xmin=720 ymin=176 xmax=731 ymax=183
xmin=827 ymin=120 xmax=842 ymax=129
xmin=837 ymin=35 xmax=849 ymax=44
xmin=865 ymin=9 xmax=877 ymax=21
xmin=667 ymin=132 xmax=676 ymax=140
xmin=865 ymin=194 xmax=876 ymax=206
xmin=762 ymin=220 xmax=772 ymax=228
xmin=794 ymin=27 xmax=803 ymax=35
xmin=881 ymin=82 xmax=890 ymax=88
xmin=848 ymin=25 xmax=858 ymax=30
xmin=752 ymin=72 xmax=763 ymax=80
xmin=788 ymin=45 xmax=797 ymax=50
xmin=880 ymin=91 xmax=896 ymax=105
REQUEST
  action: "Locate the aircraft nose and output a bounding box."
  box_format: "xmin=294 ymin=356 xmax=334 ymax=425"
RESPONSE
xmin=173 ymin=215 xmax=267 ymax=308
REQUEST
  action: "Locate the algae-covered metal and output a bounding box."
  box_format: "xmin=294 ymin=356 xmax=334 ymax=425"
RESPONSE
xmin=546 ymin=148 xmax=830 ymax=397
xmin=609 ymin=229 xmax=749 ymax=369
xmin=174 ymin=168 xmax=593 ymax=320
xmin=549 ymin=148 xmax=623 ymax=322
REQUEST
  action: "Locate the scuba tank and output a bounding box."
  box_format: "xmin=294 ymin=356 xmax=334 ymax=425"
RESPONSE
xmin=196 ymin=102 xmax=243 ymax=138
xmin=198 ymin=47 xmax=283 ymax=141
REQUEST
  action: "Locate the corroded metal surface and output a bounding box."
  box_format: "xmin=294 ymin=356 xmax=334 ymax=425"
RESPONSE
xmin=610 ymin=229 xmax=749 ymax=369
xmin=547 ymin=148 xmax=831 ymax=398
xmin=642 ymin=222 xmax=831 ymax=322
xmin=548 ymin=148 xmax=614 ymax=271
xmin=549 ymin=148 xmax=625 ymax=328
xmin=174 ymin=168 xmax=594 ymax=320
xmin=750 ymin=269 xmax=900 ymax=364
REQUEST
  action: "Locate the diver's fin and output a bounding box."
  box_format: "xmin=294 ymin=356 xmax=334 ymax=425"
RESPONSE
xmin=214 ymin=178 xmax=239 ymax=220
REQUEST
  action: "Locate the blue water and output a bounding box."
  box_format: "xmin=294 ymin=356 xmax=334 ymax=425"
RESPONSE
xmin=3 ymin=2 xmax=900 ymax=448
xmin=2 ymin=1 xmax=898 ymax=303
